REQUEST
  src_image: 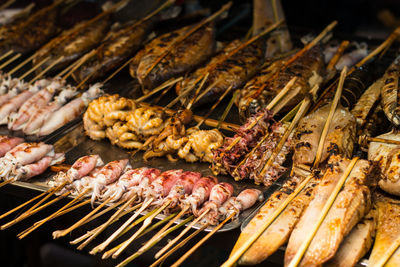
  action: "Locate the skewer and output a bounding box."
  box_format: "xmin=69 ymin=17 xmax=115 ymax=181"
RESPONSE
xmin=102 ymin=57 xmax=135 ymax=84
xmin=326 ymin=40 xmax=349 ymax=71
xmin=136 ymin=212 xmax=178 ymax=239
xmin=8 ymin=53 xmax=37 ymax=75
xmin=136 ymin=77 xmax=183 ymax=102
xmin=0 ymin=179 xmax=13 ymax=188
xmin=29 ymin=56 xmax=65 ymax=83
xmin=151 ymin=224 xmax=208 ymax=267
xmin=185 ymin=72 xmax=210 ymax=109
xmin=0 ymin=0 xmax=16 ymax=12
xmin=53 ymin=196 xmax=114 ymax=238
xmin=116 ymin=216 xmax=193 ymax=267
xmin=101 ymin=208 xmax=160 ymax=259
xmin=76 ymin=196 xmax=137 ymax=250
xmin=155 ymin=207 xmax=211 ymax=259
xmin=373 ymin=235 xmax=400 ymax=267
xmin=217 ymin=90 xmax=239 ymax=129
xmin=112 ymin=199 xmax=173 ymax=258
xmin=313 ymin=66 xmax=347 ymax=168
xmin=188 ymin=80 xmax=220 ymax=109
xmin=154 ymin=82 xmax=175 ymax=104
xmin=171 ymin=213 xmax=236 ymax=267
xmin=0 ymin=50 xmax=14 ymax=62
xmin=62 ymin=50 xmax=96 ymax=81
xmin=18 ymin=188 xmax=90 ymax=239
xmin=287 ymin=157 xmax=359 ymax=267
xmin=196 ymin=85 xmax=233 ymax=128
xmin=19 ymin=56 xmax=50 ymax=80
xmin=0 ymin=53 xmax=21 ymax=70
xmin=56 ymin=57 xmax=82 ymax=78
xmin=359 ymin=135 xmax=400 ymax=146
xmin=90 ymin=197 xmax=154 ymax=255
xmin=221 ymin=174 xmax=315 ymax=266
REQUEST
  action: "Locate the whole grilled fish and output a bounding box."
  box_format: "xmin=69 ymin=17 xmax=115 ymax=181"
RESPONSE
xmin=381 ymin=56 xmax=400 ymax=126
xmin=74 ymin=19 xmax=152 ymax=84
xmin=33 ymin=14 xmax=111 ymax=73
xmin=176 ymin=38 xmax=265 ymax=107
xmin=237 ymin=46 xmax=324 ymax=120
xmin=293 ymin=104 xmax=356 ymax=167
xmin=129 ymin=22 xmax=215 ymax=91
xmin=0 ymin=2 xmax=59 ymax=55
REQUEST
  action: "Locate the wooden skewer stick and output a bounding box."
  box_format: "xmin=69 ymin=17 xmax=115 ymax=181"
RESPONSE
xmin=102 ymin=57 xmax=135 ymax=84
xmin=142 ymin=2 xmax=233 ymax=80
xmin=53 ymin=196 xmax=114 ymax=238
xmin=19 ymin=56 xmax=50 ymax=80
xmin=188 ymin=80 xmax=220 ymax=110
xmin=90 ymin=197 xmax=154 ymax=255
xmin=172 ymin=213 xmax=236 ymax=267
xmin=185 ymin=72 xmax=210 ymax=109
xmin=8 ymin=53 xmax=37 ymax=75
xmin=217 ymin=90 xmax=239 ymax=129
xmin=221 ymin=174 xmax=315 ymax=267
xmin=373 ymin=234 xmax=400 ymax=267
xmin=326 ymin=40 xmax=350 ymax=71
xmin=76 ymin=196 xmax=137 ymax=250
xmin=155 ymin=207 xmax=211 ymax=259
xmin=101 ymin=208 xmax=160 ymax=259
xmin=0 ymin=0 xmax=16 ymax=11
xmin=151 ymin=223 xmax=208 ymax=267
xmin=29 ymin=56 xmax=65 ymax=84
xmin=18 ymin=188 xmax=90 ymax=239
xmin=287 ymin=157 xmax=359 ymax=267
xmin=136 ymin=77 xmax=183 ymax=103
xmin=62 ymin=50 xmax=96 ymax=81
xmin=0 ymin=53 xmax=21 ymax=70
xmin=0 ymin=50 xmax=14 ymax=62
xmin=0 ymin=179 xmax=13 ymax=188
xmin=0 ymin=191 xmax=70 ymax=230
xmin=154 ymin=83 xmax=175 ymax=104
xmin=359 ymin=135 xmax=400 ymax=146
xmin=136 ymin=212 xmax=178 ymax=239
xmin=313 ymin=66 xmax=347 ymax=168
xmin=116 ymin=216 xmax=194 ymax=267
xmin=112 ymin=199 xmax=173 ymax=258
xmin=56 ymin=57 xmax=81 ymax=78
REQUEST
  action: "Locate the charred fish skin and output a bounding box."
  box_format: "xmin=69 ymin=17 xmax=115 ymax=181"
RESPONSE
xmin=381 ymin=56 xmax=400 ymax=126
xmin=33 ymin=15 xmax=111 ymax=73
xmin=75 ymin=20 xmax=152 ymax=84
xmin=177 ymin=38 xmax=265 ymax=107
xmin=130 ymin=22 xmax=215 ymax=91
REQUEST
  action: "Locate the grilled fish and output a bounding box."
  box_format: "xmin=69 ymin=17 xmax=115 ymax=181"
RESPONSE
xmin=176 ymin=38 xmax=265 ymax=107
xmin=325 ymin=207 xmax=376 ymax=267
xmin=235 ymin=175 xmax=319 ymax=265
xmin=293 ymin=104 xmax=356 ymax=167
xmin=129 ymin=22 xmax=215 ymax=91
xmin=33 ymin=14 xmax=111 ymax=73
xmin=237 ymin=46 xmax=324 ymax=120
xmin=74 ymin=19 xmax=152 ymax=84
xmin=381 ymin=56 xmax=400 ymax=126
xmin=0 ymin=2 xmax=59 ymax=55
xmin=285 ymin=156 xmax=371 ymax=266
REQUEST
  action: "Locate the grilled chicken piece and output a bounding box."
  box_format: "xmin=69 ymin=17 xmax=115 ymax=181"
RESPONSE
xmin=235 ymin=175 xmax=319 ymax=265
xmin=0 ymin=2 xmax=59 ymax=55
xmin=33 ymin=15 xmax=111 ymax=73
xmin=293 ymin=104 xmax=356 ymax=167
xmin=325 ymin=207 xmax=377 ymax=267
xmin=368 ymin=195 xmax=400 ymax=266
xmin=237 ymin=46 xmax=324 ymax=120
xmin=368 ymin=130 xmax=400 ymax=196
xmin=285 ymin=156 xmax=372 ymax=267
xmin=74 ymin=19 xmax=152 ymax=84
xmin=176 ymin=38 xmax=265 ymax=107
xmin=129 ymin=22 xmax=215 ymax=91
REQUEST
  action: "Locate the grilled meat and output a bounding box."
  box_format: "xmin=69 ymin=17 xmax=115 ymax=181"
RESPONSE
xmin=130 ymin=22 xmax=215 ymax=91
xmin=237 ymin=46 xmax=323 ymax=120
xmin=74 ymin=19 xmax=152 ymax=84
xmin=293 ymin=104 xmax=356 ymax=167
xmin=33 ymin=14 xmax=111 ymax=73
xmin=176 ymin=38 xmax=265 ymax=107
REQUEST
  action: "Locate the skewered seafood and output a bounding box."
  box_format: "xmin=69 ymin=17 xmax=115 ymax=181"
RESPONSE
xmin=180 ymin=176 xmax=218 ymax=213
xmin=335 ymin=42 xmax=368 ymax=70
xmin=0 ymin=136 xmax=23 ymax=157
xmin=176 ymin=38 xmax=264 ymax=107
xmin=381 ymin=56 xmax=400 ymax=126
xmin=130 ymin=22 xmax=215 ymax=91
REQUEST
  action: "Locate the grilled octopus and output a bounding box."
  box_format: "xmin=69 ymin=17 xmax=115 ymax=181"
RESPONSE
xmin=74 ymin=19 xmax=152 ymax=84
xmin=176 ymin=38 xmax=265 ymax=107
xmin=130 ymin=22 xmax=215 ymax=91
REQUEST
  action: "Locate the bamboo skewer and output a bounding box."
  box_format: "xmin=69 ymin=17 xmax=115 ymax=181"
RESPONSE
xmin=19 ymin=56 xmax=50 ymax=80
xmin=373 ymin=235 xmax=400 ymax=267
xmin=29 ymin=56 xmax=65 ymax=83
xmin=172 ymin=213 xmax=236 ymax=267
xmin=0 ymin=50 xmax=14 ymax=62
xmin=359 ymin=135 xmax=400 ymax=146
xmin=326 ymin=40 xmax=349 ymax=71
xmin=135 ymin=212 xmax=178 ymax=239
xmin=155 ymin=207 xmax=211 ymax=259
xmin=116 ymin=216 xmax=194 ymax=267
xmin=0 ymin=0 xmax=15 ymax=11
xmin=53 ymin=196 xmax=114 ymax=238
xmin=102 ymin=57 xmax=135 ymax=84
xmin=18 ymin=188 xmax=90 ymax=239
xmin=217 ymin=90 xmax=239 ymax=129
xmin=61 ymin=50 xmax=96 ymax=81
xmin=221 ymin=174 xmax=315 ymax=267
xmin=0 ymin=179 xmax=13 ymax=188
xmin=112 ymin=199 xmax=173 ymax=258
xmin=188 ymin=80 xmax=219 ymax=109
xmin=186 ymin=73 xmax=210 ymax=109
xmin=8 ymin=54 xmax=36 ymax=75
xmin=56 ymin=57 xmax=81 ymax=78
xmin=0 ymin=53 xmax=21 ymax=70
xmin=287 ymin=157 xmax=359 ymax=267
xmin=136 ymin=77 xmax=183 ymax=102
xmin=90 ymin=197 xmax=154 ymax=255
xmin=313 ymin=66 xmax=347 ymax=168
xmin=76 ymin=196 xmax=137 ymax=250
